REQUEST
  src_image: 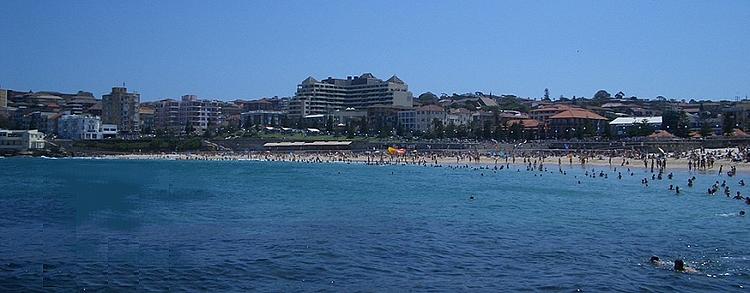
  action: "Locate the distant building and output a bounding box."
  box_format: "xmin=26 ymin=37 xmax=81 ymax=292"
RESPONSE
xmin=154 ymin=95 xmax=222 ymax=134
xmin=139 ymin=106 xmax=156 ymax=133
xmin=399 ymin=104 xmax=446 ymax=132
xmin=330 ymin=109 xmax=367 ymax=126
xmin=529 ymin=105 xmax=573 ymax=123
xmin=288 ymin=73 xmax=413 ymax=119
xmin=243 ymin=97 xmax=289 ymax=112
xmin=446 ymin=108 xmax=472 ymax=126
xmin=100 ymin=124 xmax=118 ymax=138
xmin=57 ymin=114 xmax=105 ymax=140
xmin=367 ymin=105 xmax=411 ymax=133
xmin=0 ymin=129 xmax=45 ymax=151
xmin=241 ymin=110 xmax=285 ymax=127
xmin=155 ymin=99 xmax=181 ymax=133
xmin=547 ymin=108 xmax=608 ymax=137
xmin=609 ymin=116 xmax=663 ymax=136
xmin=178 ymin=95 xmax=222 ymax=133
xmin=102 ymin=87 xmax=140 ymax=134
xmin=505 ymin=118 xmax=543 ymax=139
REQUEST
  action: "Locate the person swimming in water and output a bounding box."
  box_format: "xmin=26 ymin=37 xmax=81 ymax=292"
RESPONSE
xmin=673 ymin=259 xmax=698 ymax=273
xmin=649 ymin=256 xmax=667 ymax=267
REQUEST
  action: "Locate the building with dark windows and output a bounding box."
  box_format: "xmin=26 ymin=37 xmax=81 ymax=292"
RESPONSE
xmin=288 ymin=73 xmax=413 ymax=119
xmin=102 ymin=87 xmax=140 ymax=134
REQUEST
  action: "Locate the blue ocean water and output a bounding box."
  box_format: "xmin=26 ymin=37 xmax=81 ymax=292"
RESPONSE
xmin=0 ymin=158 xmax=749 ymax=292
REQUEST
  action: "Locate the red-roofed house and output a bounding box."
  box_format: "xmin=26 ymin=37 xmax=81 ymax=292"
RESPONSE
xmin=547 ymin=108 xmax=608 ymax=138
xmin=506 ymin=118 xmax=543 ymax=139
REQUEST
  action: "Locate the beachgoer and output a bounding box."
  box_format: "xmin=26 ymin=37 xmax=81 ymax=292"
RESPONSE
xmin=673 ymin=259 xmax=698 ymax=273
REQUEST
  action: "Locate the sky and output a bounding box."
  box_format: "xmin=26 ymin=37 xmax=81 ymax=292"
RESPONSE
xmin=1 ymin=0 xmax=748 ymax=101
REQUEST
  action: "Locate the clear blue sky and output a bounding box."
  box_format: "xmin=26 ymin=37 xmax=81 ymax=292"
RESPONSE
xmin=1 ymin=0 xmax=748 ymax=101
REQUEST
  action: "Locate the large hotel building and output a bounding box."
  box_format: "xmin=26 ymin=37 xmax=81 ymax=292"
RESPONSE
xmin=288 ymin=73 xmax=413 ymax=119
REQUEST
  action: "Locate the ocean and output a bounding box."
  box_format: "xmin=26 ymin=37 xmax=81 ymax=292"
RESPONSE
xmin=0 ymin=157 xmax=748 ymax=291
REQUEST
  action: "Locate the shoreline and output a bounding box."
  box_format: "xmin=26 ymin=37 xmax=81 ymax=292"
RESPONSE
xmin=43 ymin=150 xmax=750 ymax=174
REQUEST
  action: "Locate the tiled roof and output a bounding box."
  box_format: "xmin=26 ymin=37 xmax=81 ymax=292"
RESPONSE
xmin=549 ymin=109 xmax=607 ymax=120
xmin=506 ymin=119 xmax=541 ymax=128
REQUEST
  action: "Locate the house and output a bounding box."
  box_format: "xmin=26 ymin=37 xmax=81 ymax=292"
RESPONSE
xmin=547 ymin=108 xmax=608 ymax=137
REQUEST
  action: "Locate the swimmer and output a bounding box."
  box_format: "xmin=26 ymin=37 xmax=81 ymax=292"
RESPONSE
xmin=673 ymin=259 xmax=698 ymax=273
xmin=649 ymin=256 xmax=668 ymax=268
xmin=740 ymin=210 xmax=746 ymax=216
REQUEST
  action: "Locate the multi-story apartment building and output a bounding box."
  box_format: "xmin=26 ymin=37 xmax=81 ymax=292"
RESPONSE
xmin=57 ymin=114 xmax=119 ymax=140
xmin=102 ymin=87 xmax=140 ymax=133
xmin=288 ymin=73 xmax=413 ymax=119
xmin=179 ymin=95 xmax=222 ymax=133
xmin=398 ymin=104 xmax=446 ymax=133
xmin=154 ymin=95 xmax=222 ymax=134
xmin=139 ymin=106 xmax=156 ymax=133
xmin=155 ymin=99 xmax=181 ymax=133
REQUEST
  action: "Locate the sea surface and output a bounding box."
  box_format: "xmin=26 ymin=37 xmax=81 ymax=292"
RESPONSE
xmin=0 ymin=157 xmax=749 ymax=292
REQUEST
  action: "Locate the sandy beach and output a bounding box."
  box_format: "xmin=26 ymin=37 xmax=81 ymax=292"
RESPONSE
xmin=81 ymin=146 xmax=750 ymax=173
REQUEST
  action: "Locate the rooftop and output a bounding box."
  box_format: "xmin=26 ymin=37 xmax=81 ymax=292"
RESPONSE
xmin=609 ymin=116 xmax=663 ymax=125
xmin=549 ymin=109 xmax=607 ymax=120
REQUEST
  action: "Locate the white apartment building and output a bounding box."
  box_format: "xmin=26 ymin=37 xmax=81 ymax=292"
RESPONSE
xmin=57 ymin=114 xmax=118 ymax=140
xmin=398 ymin=104 xmax=447 ymax=133
xmin=58 ymin=114 xmax=103 ymax=140
xmin=288 ymin=73 xmax=413 ymax=119
xmin=0 ymin=129 xmax=45 ymax=151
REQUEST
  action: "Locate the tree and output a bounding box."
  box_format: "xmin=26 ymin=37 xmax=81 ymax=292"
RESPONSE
xmin=456 ymin=124 xmax=468 ymax=138
xmin=543 ymin=88 xmax=551 ymax=101
xmin=508 ymin=122 xmax=523 ymax=140
xmin=699 ymin=121 xmax=713 ymax=137
xmin=184 ymin=122 xmax=195 ymax=136
xmin=575 ymin=120 xmax=596 ymax=138
xmin=346 ymin=122 xmax=355 ymax=139
xmin=593 ymin=90 xmax=611 ymax=100
xmin=418 ymin=92 xmax=439 ymax=104
xmin=358 ymin=117 xmax=369 ymax=134
xmin=481 ymin=122 xmax=492 ymax=139
xmin=661 ymin=109 xmax=690 ymax=138
xmin=203 ymin=119 xmax=214 ymax=138
xmin=491 ymin=125 xmax=501 ymax=140
xmin=445 ymin=121 xmax=457 ymax=138
xmin=615 ymin=91 xmax=625 ymax=99
xmin=396 ymin=123 xmax=406 ymax=137
xmin=432 ymin=118 xmax=444 ymax=139
xmin=325 ymin=116 xmax=334 ymax=132
xmin=627 ymin=120 xmax=655 ymax=137
xmin=603 ymin=123 xmax=613 ymax=139
xmin=280 ymin=116 xmax=290 ymax=128
xmin=722 ymin=113 xmax=736 ymax=135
